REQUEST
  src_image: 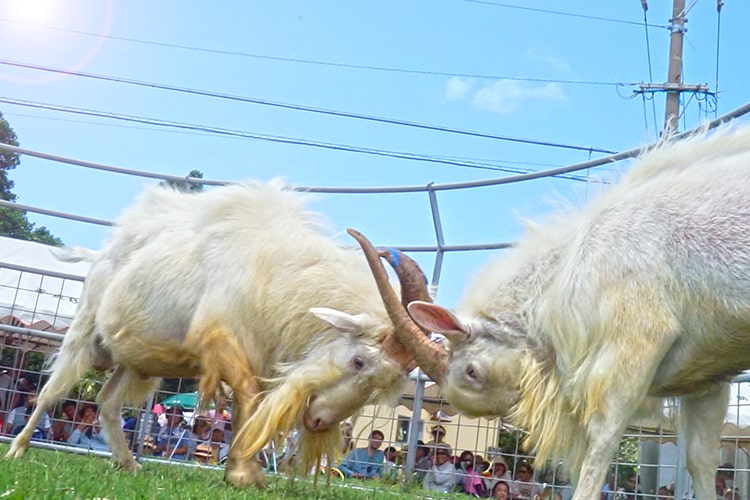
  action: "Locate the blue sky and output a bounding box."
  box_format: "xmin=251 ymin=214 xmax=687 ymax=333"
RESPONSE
xmin=0 ymin=0 xmax=748 ymax=307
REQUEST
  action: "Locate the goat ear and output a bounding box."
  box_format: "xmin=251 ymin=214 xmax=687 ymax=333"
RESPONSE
xmin=407 ymin=301 xmax=470 ymax=343
xmin=309 ymin=307 xmax=368 ymax=336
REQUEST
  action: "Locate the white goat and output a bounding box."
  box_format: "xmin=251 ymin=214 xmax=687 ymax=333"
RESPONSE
xmin=7 ymin=180 xmax=426 ymax=488
xmin=355 ymin=126 xmax=750 ymax=500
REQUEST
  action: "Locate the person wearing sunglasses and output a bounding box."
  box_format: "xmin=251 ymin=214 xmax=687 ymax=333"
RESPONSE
xmin=423 ymin=443 xmax=455 ymax=494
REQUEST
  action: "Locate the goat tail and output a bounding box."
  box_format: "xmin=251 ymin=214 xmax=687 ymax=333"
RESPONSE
xmin=51 ymin=245 xmax=99 ymax=263
xmin=39 ymin=320 xmax=100 ymax=402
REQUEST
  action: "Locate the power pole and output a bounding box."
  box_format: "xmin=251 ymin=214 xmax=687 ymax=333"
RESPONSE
xmin=663 ymin=0 xmax=686 ymax=135
xmin=635 ymin=0 xmax=714 ymax=136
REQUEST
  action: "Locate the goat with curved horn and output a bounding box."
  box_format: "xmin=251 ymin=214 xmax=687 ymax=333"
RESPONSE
xmin=347 ymin=228 xmax=448 ymax=381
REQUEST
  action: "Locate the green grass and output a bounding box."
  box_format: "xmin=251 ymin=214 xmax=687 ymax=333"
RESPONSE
xmin=0 ymin=443 xmax=464 ymax=499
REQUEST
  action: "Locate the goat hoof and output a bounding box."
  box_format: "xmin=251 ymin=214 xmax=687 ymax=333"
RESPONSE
xmin=225 ymin=463 xmax=266 ymax=489
xmin=115 ymin=459 xmax=142 ymax=474
xmin=5 ymin=441 xmax=29 ymax=459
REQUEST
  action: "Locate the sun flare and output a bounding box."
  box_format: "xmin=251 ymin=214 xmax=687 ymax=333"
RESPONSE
xmin=5 ymin=0 xmax=57 ymax=24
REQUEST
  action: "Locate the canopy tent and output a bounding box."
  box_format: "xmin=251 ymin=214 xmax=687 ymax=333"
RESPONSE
xmin=0 ymin=235 xmax=90 ymax=353
xmin=623 ymin=379 xmax=750 ymax=449
xmin=398 ymin=379 xmax=456 ymax=418
xmin=159 ymin=391 xmax=200 ymax=409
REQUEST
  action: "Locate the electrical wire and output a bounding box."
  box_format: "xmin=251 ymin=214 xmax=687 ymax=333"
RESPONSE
xmin=8 ymin=110 xmax=597 ymax=181
xmin=457 ymin=0 xmax=669 ymax=29
xmin=641 ymin=6 xmax=659 ymax=140
xmin=0 ymin=18 xmax=620 ymax=86
xmin=0 ymin=96 xmax=604 ymax=177
xmin=0 ymin=60 xmax=617 ymax=155
xmin=714 ymin=2 xmax=722 ymax=118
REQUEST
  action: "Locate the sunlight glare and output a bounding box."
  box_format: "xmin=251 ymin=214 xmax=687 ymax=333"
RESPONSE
xmin=6 ymin=0 xmax=57 ymax=24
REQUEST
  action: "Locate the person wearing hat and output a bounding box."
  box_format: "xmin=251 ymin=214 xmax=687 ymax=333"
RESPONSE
xmin=426 ymin=424 xmax=448 ymax=446
xmin=423 ymin=443 xmax=456 ymax=493
xmin=192 ymin=443 xmax=214 ymax=464
xmin=484 ymin=455 xmax=512 ymax=495
xmin=154 ymin=405 xmax=195 ymax=460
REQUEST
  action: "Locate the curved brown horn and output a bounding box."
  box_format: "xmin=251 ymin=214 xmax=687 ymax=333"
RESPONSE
xmin=347 ymin=228 xmax=448 ymax=381
xmin=377 ymin=247 xmax=433 ymax=308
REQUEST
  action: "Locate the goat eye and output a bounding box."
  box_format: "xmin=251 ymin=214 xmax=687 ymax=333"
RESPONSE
xmin=352 ymin=356 xmax=365 ymax=371
xmin=466 ymin=364 xmax=478 ymax=380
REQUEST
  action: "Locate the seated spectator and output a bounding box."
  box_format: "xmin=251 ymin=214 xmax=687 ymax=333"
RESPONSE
xmin=193 ymin=443 xmax=214 ymax=464
xmin=425 ymin=424 xmax=449 ymax=449
xmin=382 ymin=445 xmax=402 ymax=483
xmin=51 ymin=400 xmax=77 ymax=442
xmin=4 ymin=391 xmax=50 ymax=440
xmin=208 ymin=427 xmax=229 ymax=464
xmin=67 ymin=403 xmax=110 ymax=452
xmin=340 ymin=421 xmax=355 ymax=457
xmin=543 ymin=466 xmax=574 ymax=500
xmin=657 ymin=485 xmax=674 ymax=500
xmin=455 ymin=450 xmax=474 ymax=483
xmin=0 ymin=369 xmax=11 ymax=420
xmin=121 ymin=410 xmax=139 ymax=449
xmin=455 ymin=449 xmax=486 ymax=496
xmin=601 ymin=472 xmax=617 ymax=500
xmin=540 ymin=485 xmax=563 ymax=500
xmin=621 ymin=471 xmax=642 ymax=500
xmin=725 ymin=487 xmax=741 ymax=500
xmin=492 ymin=480 xmax=511 ymax=500
xmin=423 ymin=443 xmax=456 ymax=494
xmin=190 ymin=416 xmax=220 ymax=464
xmin=338 ymin=429 xmax=385 ymax=479
xmin=413 ymin=441 xmax=432 ymax=480
xmin=511 ymin=461 xmax=544 ymax=500
xmin=475 ymin=455 xmax=490 ymax=476
xmin=8 ymin=377 xmax=35 ymax=413
xmin=205 ymin=394 xmax=231 ymax=432
xmin=141 ymin=434 xmax=157 ymax=455
xmin=717 ymin=464 xmax=735 ymax=498
xmin=154 ymin=405 xmax=195 ymax=460
xmin=484 ymin=455 xmax=512 ymax=494
xmin=192 ymin=416 xmax=212 ymax=441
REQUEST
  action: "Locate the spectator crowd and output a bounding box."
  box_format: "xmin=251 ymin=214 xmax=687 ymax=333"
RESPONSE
xmin=0 ymin=371 xmax=744 ymax=499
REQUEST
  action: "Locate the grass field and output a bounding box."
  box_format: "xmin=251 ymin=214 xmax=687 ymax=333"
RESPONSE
xmin=0 ymin=443 xmax=461 ymax=499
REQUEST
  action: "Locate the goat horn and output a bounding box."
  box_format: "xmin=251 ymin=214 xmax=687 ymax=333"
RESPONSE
xmin=348 ymin=228 xmax=448 ymax=381
xmin=377 ymin=247 xmax=434 ymax=308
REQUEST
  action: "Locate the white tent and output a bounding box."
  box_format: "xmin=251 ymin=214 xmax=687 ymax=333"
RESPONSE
xmin=0 ymin=236 xmax=90 ymax=351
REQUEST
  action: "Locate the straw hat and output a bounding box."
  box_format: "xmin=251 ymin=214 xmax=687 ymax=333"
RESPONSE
xmin=142 ymin=435 xmax=156 ymax=451
xmin=193 ymin=444 xmax=212 ymax=459
xmin=430 ymin=424 xmax=446 ymax=435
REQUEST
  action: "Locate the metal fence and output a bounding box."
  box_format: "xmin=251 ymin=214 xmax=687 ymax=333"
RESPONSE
xmin=2 ymin=105 xmax=750 ymax=498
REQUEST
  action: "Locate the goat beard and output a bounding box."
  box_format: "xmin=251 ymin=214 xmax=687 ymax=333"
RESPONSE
xmin=231 ymin=369 xmax=343 ymax=482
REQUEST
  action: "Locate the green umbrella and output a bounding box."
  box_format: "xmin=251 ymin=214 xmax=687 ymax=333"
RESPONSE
xmin=158 ymin=391 xmax=199 ymax=409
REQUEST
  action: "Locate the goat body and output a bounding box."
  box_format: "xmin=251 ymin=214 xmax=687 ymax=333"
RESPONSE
xmin=7 ymin=180 xmax=415 ymax=487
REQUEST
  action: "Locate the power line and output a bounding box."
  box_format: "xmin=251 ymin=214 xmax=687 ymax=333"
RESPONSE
xmin=0 ymin=95 xmax=607 ymax=177
xmin=457 ymin=0 xmax=669 ymax=29
xmin=0 ymin=17 xmax=623 ymax=86
xmin=714 ymin=0 xmax=723 ymax=118
xmin=640 ymin=2 xmax=659 ymax=140
xmin=6 ymin=109 xmax=594 ymax=182
xmin=0 ymin=60 xmax=617 ymax=155
xmin=1 ymin=99 xmax=748 ymax=205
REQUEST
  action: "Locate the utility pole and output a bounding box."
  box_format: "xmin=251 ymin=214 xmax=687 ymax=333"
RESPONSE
xmin=635 ymin=0 xmax=714 ymax=136
xmin=663 ymin=0 xmax=686 ymax=135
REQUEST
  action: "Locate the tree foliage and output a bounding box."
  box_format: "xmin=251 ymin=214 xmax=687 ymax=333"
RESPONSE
xmin=159 ymin=169 xmax=205 ymax=192
xmin=0 ymin=111 xmax=63 ymax=246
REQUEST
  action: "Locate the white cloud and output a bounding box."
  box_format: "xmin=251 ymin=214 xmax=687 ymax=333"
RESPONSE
xmin=523 ymin=48 xmax=571 ymax=74
xmin=445 ymin=76 xmax=474 ymax=100
xmin=460 ymin=79 xmax=567 ymax=115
